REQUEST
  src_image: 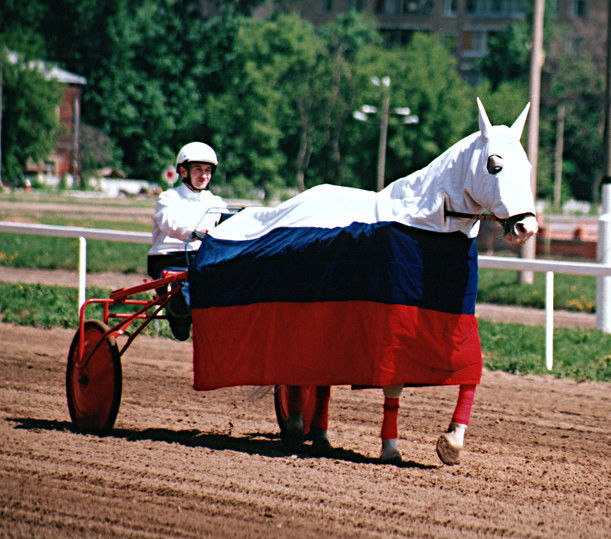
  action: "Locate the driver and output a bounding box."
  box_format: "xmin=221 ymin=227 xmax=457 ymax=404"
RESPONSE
xmin=147 ymin=142 xmax=227 ymax=340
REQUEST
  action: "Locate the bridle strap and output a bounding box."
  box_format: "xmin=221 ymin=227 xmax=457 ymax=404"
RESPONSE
xmin=445 ymin=207 xmax=536 ymax=236
xmin=444 ymin=206 xmax=502 ymax=223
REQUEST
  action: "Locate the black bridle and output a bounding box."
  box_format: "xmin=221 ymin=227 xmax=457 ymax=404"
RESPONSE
xmin=444 ymin=206 xmax=535 ymax=236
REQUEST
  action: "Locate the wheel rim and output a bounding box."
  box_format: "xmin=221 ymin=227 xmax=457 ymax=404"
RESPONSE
xmin=66 ymin=320 xmax=122 ymax=434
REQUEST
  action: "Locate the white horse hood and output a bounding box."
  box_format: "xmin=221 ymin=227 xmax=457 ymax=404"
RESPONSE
xmin=375 ymin=99 xmax=535 ymax=238
xmin=211 ymin=99 xmax=536 ymax=242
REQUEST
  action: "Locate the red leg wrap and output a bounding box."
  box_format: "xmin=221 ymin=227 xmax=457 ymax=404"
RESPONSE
xmin=381 ymin=397 xmax=400 ymax=439
xmin=311 ymin=386 xmax=331 ymax=430
xmin=452 ymin=384 xmax=477 ymax=426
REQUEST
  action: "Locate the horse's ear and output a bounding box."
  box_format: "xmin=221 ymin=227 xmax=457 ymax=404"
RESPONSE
xmin=510 ymin=102 xmax=530 ymax=141
xmin=477 ymin=97 xmax=492 ymax=140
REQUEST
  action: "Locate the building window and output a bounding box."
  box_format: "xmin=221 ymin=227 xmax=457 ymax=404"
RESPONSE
xmin=571 ymin=0 xmax=587 ymax=18
xmin=463 ymin=30 xmax=488 ymax=54
xmin=443 ymin=0 xmax=458 ymax=16
xmin=322 ymin=0 xmax=334 ymax=12
xmin=375 ymin=0 xmax=433 ymax=15
xmin=381 ymin=28 xmax=415 ymax=47
xmin=375 ymin=0 xmax=399 ymax=14
xmin=567 ymin=35 xmax=584 ymax=54
xmin=347 ymin=0 xmax=366 ymax=10
xmin=406 ymin=0 xmax=434 ymax=15
xmin=466 ymin=0 xmax=526 ymax=16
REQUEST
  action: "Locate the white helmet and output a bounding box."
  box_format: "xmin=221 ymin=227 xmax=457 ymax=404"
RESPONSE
xmin=175 ymin=142 xmax=218 ymax=172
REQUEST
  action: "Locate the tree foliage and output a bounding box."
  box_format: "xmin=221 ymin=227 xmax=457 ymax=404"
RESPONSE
xmin=479 ymin=9 xmax=605 ymax=204
xmin=0 ymin=2 xmax=604 ymax=202
xmin=541 ymin=51 xmax=604 ymax=201
xmin=480 ymin=23 xmax=530 ymax=91
xmin=0 ymin=49 xmax=63 ymax=183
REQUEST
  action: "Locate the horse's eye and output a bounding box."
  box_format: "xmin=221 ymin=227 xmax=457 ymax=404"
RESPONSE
xmin=487 ymin=155 xmax=504 ymax=174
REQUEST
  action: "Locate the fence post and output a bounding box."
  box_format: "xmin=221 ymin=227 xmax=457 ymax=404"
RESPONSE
xmin=545 ymin=271 xmax=554 ymax=370
xmin=78 ymin=236 xmax=87 ymax=310
xmin=597 ymin=181 xmax=611 ymax=333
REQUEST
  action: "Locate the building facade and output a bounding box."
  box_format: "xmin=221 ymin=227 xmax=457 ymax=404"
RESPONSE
xmin=46 ymin=66 xmax=87 ymax=177
xmin=5 ymin=53 xmax=87 ymax=180
xmin=252 ymin=0 xmax=608 ymax=84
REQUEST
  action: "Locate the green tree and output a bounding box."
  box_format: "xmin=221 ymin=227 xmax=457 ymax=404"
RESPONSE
xmin=270 ymin=14 xmax=326 ymax=193
xmin=344 ymin=33 xmax=472 ymax=190
xmin=313 ymin=12 xmax=382 ymax=187
xmin=480 ymin=23 xmax=530 ymax=91
xmin=205 ymin=16 xmax=289 ymax=199
xmin=542 ymin=52 xmax=604 ymax=202
xmin=2 ymin=0 xmax=263 ymax=181
xmin=0 ymin=48 xmax=62 ymax=184
xmin=206 ymin=11 xmax=384 ymax=197
xmin=478 ymin=7 xmax=604 ymax=204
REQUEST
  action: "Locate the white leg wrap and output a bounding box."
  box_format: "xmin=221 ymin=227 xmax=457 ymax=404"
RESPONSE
xmin=383 ymin=384 xmax=403 ymax=399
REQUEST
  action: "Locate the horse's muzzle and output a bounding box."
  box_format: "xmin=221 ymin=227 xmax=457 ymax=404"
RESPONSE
xmin=503 ymin=213 xmax=538 ymax=245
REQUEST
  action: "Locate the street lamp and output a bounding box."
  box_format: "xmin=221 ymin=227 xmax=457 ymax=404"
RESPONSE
xmin=353 ymin=76 xmax=419 ymax=191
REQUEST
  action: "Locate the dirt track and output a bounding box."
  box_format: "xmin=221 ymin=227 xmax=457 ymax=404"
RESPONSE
xmin=1 ymin=322 xmax=609 ymax=537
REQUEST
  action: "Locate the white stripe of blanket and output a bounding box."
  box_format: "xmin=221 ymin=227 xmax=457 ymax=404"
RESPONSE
xmin=211 ymin=185 xmax=379 ymax=241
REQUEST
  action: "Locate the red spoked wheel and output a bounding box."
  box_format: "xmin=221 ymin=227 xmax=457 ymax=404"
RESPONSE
xmin=274 ymin=385 xmax=316 ymax=439
xmin=66 ymin=320 xmax=122 ymax=435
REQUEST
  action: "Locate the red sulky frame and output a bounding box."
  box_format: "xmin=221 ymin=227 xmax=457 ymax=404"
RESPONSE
xmin=67 ymin=270 xmax=188 ymax=435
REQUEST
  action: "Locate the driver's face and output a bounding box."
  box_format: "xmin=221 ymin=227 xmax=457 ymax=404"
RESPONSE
xmin=182 ymin=162 xmax=213 ymax=190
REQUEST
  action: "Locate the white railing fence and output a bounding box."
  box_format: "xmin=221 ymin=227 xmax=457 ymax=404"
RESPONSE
xmin=1 ymin=220 xmax=610 ymax=370
xmin=0 ymin=222 xmax=150 ymax=307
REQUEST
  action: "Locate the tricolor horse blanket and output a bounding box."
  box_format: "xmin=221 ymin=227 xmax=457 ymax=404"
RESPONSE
xmin=189 ymin=187 xmax=482 ymax=391
xmin=189 ymin=100 xmax=535 ymax=392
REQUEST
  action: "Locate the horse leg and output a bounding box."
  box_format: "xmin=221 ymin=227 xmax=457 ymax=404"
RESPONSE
xmin=380 ymin=384 xmax=403 ymax=463
xmin=436 ymin=384 xmax=476 ymax=465
xmin=284 ymin=385 xmax=304 ymax=450
xmin=309 ymin=386 xmax=333 ymax=454
xmin=284 ymin=385 xmax=332 ymax=454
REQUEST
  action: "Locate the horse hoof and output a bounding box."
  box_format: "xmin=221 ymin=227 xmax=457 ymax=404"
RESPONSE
xmin=380 ymin=448 xmax=403 ymax=464
xmin=282 ymin=413 xmax=303 ymax=452
xmin=436 ymin=433 xmax=461 ymax=465
xmin=309 ymin=428 xmax=334 ymax=456
xmin=380 ymin=439 xmax=402 ymax=464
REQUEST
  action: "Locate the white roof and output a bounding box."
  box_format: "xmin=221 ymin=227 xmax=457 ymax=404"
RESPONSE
xmin=7 ymin=51 xmax=86 ymax=85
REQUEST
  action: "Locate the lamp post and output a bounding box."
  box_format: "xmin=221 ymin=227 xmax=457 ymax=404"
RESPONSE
xmin=353 ymin=76 xmax=419 ymax=191
xmin=374 ymin=76 xmax=390 ymax=193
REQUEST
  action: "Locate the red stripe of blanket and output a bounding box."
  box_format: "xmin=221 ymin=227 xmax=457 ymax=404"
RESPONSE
xmin=192 ymin=301 xmax=482 ymax=390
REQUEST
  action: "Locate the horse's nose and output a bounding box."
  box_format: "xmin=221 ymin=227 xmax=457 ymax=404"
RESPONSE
xmin=507 ymin=215 xmax=538 ymax=244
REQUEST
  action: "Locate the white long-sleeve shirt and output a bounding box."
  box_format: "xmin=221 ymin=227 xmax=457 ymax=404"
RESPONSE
xmin=148 ymin=183 xmax=227 ymax=256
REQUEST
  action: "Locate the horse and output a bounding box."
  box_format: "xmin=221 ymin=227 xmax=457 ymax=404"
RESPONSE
xmin=189 ymin=98 xmax=538 ymax=465
xmin=377 ymin=98 xmax=537 ymax=465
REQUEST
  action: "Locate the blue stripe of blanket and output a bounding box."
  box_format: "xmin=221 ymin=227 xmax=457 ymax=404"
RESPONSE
xmin=189 ymin=222 xmax=478 ymax=314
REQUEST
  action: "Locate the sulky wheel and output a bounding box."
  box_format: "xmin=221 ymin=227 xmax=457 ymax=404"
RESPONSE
xmin=274 ymin=385 xmax=316 ymax=440
xmin=66 ymin=320 xmax=122 ymax=435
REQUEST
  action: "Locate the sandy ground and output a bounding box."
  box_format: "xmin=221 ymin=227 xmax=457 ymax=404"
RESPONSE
xmin=1 ymin=321 xmax=609 ymax=538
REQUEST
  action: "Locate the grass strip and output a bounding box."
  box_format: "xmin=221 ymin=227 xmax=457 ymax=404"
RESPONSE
xmin=0 ymin=281 xmax=172 ymax=339
xmin=0 ymin=233 xmax=149 ymax=274
xmin=478 ymin=268 xmax=596 ymax=313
